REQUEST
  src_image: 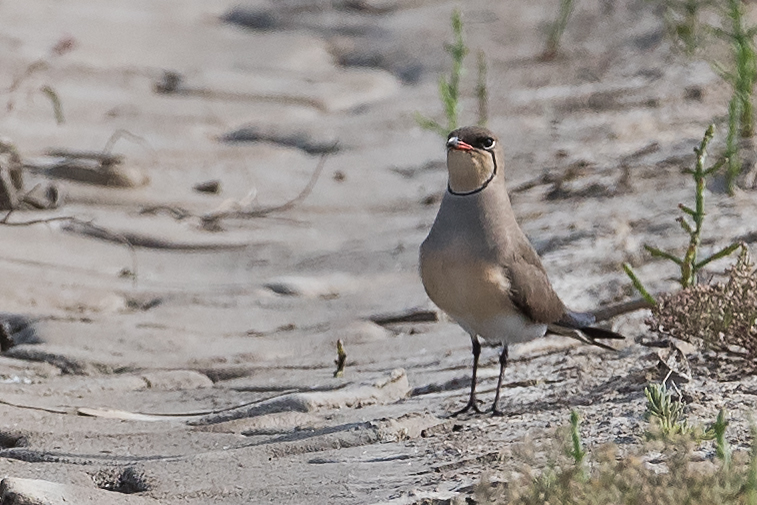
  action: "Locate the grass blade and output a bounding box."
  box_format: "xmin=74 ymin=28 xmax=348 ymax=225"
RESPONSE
xmin=645 ymin=245 xmax=684 ymax=265
xmin=622 ymin=263 xmax=657 ymax=306
xmin=694 ymin=242 xmax=744 ymax=270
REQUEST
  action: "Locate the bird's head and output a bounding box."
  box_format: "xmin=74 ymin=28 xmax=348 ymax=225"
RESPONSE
xmin=445 ymin=126 xmax=502 ymax=195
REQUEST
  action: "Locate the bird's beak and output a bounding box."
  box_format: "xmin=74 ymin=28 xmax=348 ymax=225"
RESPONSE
xmin=446 ymin=137 xmax=473 ymax=151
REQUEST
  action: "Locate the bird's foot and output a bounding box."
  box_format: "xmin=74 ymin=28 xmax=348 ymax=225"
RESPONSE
xmin=450 ymin=400 xmax=483 ymax=417
xmin=491 ymin=401 xmax=505 ymax=417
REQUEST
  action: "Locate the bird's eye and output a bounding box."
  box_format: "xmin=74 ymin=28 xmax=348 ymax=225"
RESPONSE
xmin=481 ymin=137 xmax=495 ymax=150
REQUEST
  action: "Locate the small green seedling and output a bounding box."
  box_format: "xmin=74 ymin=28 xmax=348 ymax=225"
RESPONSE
xmin=542 ymin=0 xmax=576 ymax=60
xmin=624 ymin=125 xmax=742 ymax=301
xmin=644 ymin=382 xmax=693 ymax=438
xmin=415 ymin=8 xmax=488 ymax=136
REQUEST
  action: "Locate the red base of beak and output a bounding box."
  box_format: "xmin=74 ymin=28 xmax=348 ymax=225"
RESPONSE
xmin=447 ymin=138 xmax=474 ymax=151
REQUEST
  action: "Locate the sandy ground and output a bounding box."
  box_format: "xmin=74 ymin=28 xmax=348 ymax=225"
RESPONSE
xmin=1 ymin=0 xmax=757 ymax=503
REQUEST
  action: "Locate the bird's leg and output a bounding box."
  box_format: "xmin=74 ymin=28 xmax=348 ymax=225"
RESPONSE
xmin=451 ymin=336 xmax=483 ymax=416
xmin=491 ymin=345 xmax=509 ymax=416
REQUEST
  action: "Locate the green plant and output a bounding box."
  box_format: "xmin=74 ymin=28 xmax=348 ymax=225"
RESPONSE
xmin=415 ymin=8 xmax=488 ymax=136
xmin=568 ymin=410 xmax=586 ymax=466
xmin=747 ymin=422 xmax=757 ymax=505
xmin=478 ymin=409 xmax=757 ymax=505
xmin=646 ymin=124 xmax=733 ymax=287
xmin=542 ymin=0 xmax=576 ymax=60
xmin=476 ymin=50 xmax=488 ymax=128
xmin=715 ymin=0 xmax=757 ymax=193
xmin=535 ymin=0 xmax=757 ymax=192
xmin=712 ymin=409 xmax=731 ymax=469
xmin=624 ymin=125 xmax=742 ymax=301
xmin=658 ymin=0 xmax=757 ymax=194
xmin=622 ymin=263 xmax=657 ymax=306
xmin=6 ymin=37 xmax=75 ymax=126
xmin=660 ymin=0 xmax=710 ymax=55
xmin=644 ymin=382 xmax=693 ymax=438
xmin=39 ymin=85 xmax=64 ymax=125
xmin=726 ymin=90 xmax=743 ymax=191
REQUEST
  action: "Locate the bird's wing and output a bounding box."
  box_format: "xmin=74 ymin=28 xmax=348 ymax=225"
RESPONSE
xmin=503 ymin=246 xmax=567 ymax=324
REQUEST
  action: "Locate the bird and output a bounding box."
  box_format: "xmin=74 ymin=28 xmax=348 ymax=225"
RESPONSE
xmin=419 ymin=125 xmax=624 ymax=416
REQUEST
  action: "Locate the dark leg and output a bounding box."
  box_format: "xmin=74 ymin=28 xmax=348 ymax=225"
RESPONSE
xmin=491 ymin=345 xmax=509 ymax=416
xmin=451 ymin=336 xmax=483 ymax=416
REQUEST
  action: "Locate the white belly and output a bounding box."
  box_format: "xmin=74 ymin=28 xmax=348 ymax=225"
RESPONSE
xmin=454 ymin=310 xmax=548 ymax=346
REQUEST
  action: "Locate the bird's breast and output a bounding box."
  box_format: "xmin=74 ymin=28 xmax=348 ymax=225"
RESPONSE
xmin=419 ymin=242 xmax=547 ymax=343
xmin=420 ymin=239 xmax=511 ymax=324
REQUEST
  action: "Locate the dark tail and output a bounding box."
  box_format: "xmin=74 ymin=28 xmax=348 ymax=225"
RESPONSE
xmin=580 ymin=326 xmax=624 ymax=341
xmin=559 ymin=310 xmax=624 ymax=340
xmin=577 ymin=326 xmax=625 ymax=351
xmin=548 ymin=318 xmax=625 ymax=351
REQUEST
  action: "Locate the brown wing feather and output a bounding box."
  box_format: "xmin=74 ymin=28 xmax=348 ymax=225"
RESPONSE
xmin=504 ymin=246 xmax=567 ymax=324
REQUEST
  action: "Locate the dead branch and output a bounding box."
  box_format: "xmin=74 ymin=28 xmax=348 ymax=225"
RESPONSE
xmin=153 ymin=70 xmax=327 ymax=112
xmin=45 ymin=149 xmax=124 ymax=166
xmin=214 ymin=147 xmax=332 ymax=219
xmin=39 ymin=129 xmax=151 ymax=168
xmin=370 ymin=308 xmax=439 ymax=326
xmin=0 ymin=138 xmax=24 ymax=211
xmin=102 ymin=129 xmax=154 ymax=156
xmin=139 ymin=148 xmax=333 ymax=228
xmin=592 ymin=298 xmax=654 ymax=322
xmin=8 ymin=60 xmax=48 ymax=93
xmin=0 ymin=322 xmax=13 ymax=352
xmin=0 ymin=211 xmax=139 ymax=285
xmin=63 ymin=221 xmax=248 ymax=250
xmin=20 ymin=182 xmax=61 ymax=210
xmin=333 ymin=339 xmax=347 ymax=378
xmin=138 ymin=205 xmax=193 ymax=220
xmin=0 ymin=397 xmax=69 ymax=415
xmin=511 ymin=172 xmax=560 ymax=193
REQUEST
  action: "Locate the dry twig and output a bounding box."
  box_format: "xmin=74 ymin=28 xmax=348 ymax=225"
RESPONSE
xmin=141 ymin=148 xmax=333 ymax=229
xmin=0 ymin=210 xmax=139 ymax=285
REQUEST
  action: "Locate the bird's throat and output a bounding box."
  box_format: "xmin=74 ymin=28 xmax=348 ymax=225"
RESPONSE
xmin=447 ymin=150 xmax=497 ymax=196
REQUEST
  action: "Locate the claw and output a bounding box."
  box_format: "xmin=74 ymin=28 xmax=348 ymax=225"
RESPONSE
xmin=450 ymin=399 xmax=483 ymax=417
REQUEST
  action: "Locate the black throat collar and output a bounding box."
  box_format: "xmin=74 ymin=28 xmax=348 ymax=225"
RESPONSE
xmin=447 ymin=151 xmax=498 ymax=196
